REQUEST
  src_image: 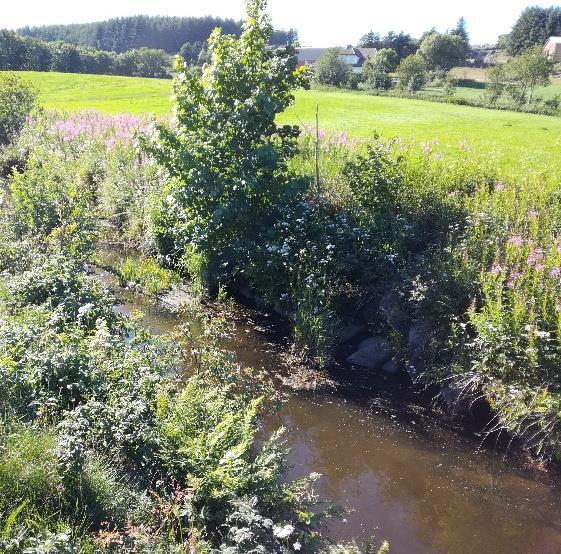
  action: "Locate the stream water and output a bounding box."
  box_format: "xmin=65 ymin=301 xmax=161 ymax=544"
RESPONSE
xmin=95 ymin=254 xmax=561 ymax=554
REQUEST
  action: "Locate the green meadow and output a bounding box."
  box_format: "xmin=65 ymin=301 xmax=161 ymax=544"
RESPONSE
xmin=9 ymin=70 xmax=561 ymax=177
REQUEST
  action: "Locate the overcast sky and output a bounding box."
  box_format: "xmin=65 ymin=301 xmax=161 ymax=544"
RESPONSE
xmin=1 ymin=0 xmax=556 ymax=46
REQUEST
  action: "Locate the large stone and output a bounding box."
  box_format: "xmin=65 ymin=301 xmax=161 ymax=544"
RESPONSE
xmin=336 ymin=324 xmax=366 ymax=345
xmin=408 ymin=320 xmax=434 ymax=357
xmin=382 ymin=357 xmax=401 ymax=375
xmin=346 ymin=337 xmax=393 ymax=370
xmin=406 ymin=320 xmax=434 ymax=379
xmin=380 ymin=290 xmax=411 ymax=335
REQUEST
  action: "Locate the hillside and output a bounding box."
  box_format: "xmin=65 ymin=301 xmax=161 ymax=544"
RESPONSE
xmin=18 ymin=15 xmax=297 ymax=53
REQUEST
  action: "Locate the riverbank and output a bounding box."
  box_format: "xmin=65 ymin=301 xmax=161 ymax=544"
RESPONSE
xmin=95 ymin=239 xmax=561 ymax=553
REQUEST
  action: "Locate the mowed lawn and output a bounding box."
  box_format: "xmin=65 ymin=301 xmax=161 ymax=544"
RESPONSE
xmin=9 ymin=71 xmax=561 ymax=177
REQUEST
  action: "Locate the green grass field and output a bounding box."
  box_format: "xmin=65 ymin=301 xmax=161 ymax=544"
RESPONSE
xmin=8 ymin=71 xmax=561 ymax=177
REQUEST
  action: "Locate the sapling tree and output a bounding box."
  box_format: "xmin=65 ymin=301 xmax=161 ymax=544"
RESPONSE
xmin=143 ymin=0 xmax=309 ymax=280
xmin=506 ymin=45 xmax=551 ymax=103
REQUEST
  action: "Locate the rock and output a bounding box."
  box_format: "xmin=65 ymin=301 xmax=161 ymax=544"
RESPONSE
xmin=406 ymin=320 xmax=434 ymax=379
xmin=336 ymin=324 xmax=366 ymax=344
xmin=382 ymin=358 xmax=401 ymax=375
xmin=380 ymin=290 xmax=410 ymax=335
xmin=358 ymin=293 xmax=382 ymax=324
xmin=408 ymin=320 xmax=434 ymax=358
xmin=346 ymin=337 xmax=393 ymax=370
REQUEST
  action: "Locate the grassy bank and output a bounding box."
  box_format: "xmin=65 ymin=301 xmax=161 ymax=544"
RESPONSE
xmin=6 ymin=71 xmax=561 ymax=178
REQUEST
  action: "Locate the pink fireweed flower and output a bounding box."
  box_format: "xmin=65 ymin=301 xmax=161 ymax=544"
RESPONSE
xmin=528 ymin=210 xmax=538 ymax=218
xmin=506 ymin=271 xmax=522 ymax=289
xmin=422 ymin=142 xmax=431 ymax=154
xmin=550 ymin=267 xmax=561 ymax=278
xmin=526 ymin=249 xmax=545 ymax=267
xmin=508 ymin=235 xmax=524 ymax=247
xmin=495 ymin=181 xmax=506 ymax=191
xmin=490 ymin=262 xmax=503 ymax=275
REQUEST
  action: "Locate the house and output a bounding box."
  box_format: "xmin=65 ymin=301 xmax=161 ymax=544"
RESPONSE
xmin=297 ymin=47 xmax=377 ymax=73
xmin=544 ymin=37 xmax=561 ymax=62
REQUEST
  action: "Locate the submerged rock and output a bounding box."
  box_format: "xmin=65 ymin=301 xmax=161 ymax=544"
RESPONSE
xmin=382 ymin=357 xmax=401 ymax=375
xmin=347 ymin=337 xmax=393 ymax=370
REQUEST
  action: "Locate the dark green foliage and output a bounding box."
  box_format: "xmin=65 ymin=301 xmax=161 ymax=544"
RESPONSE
xmin=0 ymin=30 xmax=171 ymax=78
xmin=450 ymin=17 xmax=469 ymax=45
xmin=314 ymin=48 xmax=352 ymax=87
xmin=179 ymin=40 xmax=205 ymax=66
xmin=362 ymin=49 xmax=399 ymax=90
xmin=144 ymin=0 xmax=310 ymax=280
xmin=358 ymin=31 xmax=418 ymax=60
xmin=18 ymin=15 xmax=296 ymax=54
xmin=418 ymin=33 xmax=469 ymax=71
xmin=0 ymin=73 xmax=37 ymax=147
xmin=396 ymin=54 xmax=428 ymax=92
xmin=507 ymin=6 xmax=561 ymax=55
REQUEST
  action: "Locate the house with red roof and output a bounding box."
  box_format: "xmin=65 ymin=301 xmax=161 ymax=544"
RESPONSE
xmin=544 ymin=37 xmax=561 ymax=62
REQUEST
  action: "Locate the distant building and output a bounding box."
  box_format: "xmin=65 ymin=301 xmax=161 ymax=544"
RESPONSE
xmin=297 ymin=47 xmax=377 ymax=73
xmin=544 ymin=37 xmax=561 ymax=62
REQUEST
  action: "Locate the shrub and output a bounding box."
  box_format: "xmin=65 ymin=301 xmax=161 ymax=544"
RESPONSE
xmin=315 ymin=48 xmax=352 ymax=87
xmin=0 ymin=73 xmax=37 ymax=147
xmin=119 ymin=255 xmax=179 ymax=295
xmin=396 ymin=54 xmax=428 ymax=92
xmin=143 ymin=0 xmax=310 ymax=282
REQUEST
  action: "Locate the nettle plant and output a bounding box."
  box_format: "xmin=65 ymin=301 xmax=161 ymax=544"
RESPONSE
xmin=144 ymin=0 xmax=310 ymax=280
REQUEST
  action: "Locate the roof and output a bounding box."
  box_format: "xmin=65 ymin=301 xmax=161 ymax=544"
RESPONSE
xmin=545 ymin=36 xmax=561 ymax=45
xmin=297 ymin=48 xmax=329 ymax=62
xmin=296 ymin=46 xmax=378 ymax=66
xmin=355 ymin=48 xmax=378 ymax=59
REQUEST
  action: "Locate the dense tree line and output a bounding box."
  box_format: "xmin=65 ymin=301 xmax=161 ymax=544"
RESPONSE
xmin=18 ymin=15 xmax=297 ymax=54
xmin=358 ymin=31 xmax=418 ymax=60
xmin=0 ymin=30 xmax=171 ymax=77
xmin=507 ymin=6 xmax=561 ymax=55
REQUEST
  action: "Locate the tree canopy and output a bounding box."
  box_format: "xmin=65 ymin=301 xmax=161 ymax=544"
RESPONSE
xmin=358 ymin=31 xmax=418 ymax=60
xmin=314 ymin=48 xmax=352 ymax=87
xmin=507 ymin=6 xmax=561 ymax=55
xmin=418 ymin=32 xmax=469 ymax=71
xmin=18 ymin=15 xmax=297 ymax=54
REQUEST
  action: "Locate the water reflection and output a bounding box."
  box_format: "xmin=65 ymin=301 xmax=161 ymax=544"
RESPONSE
xmin=271 ymin=396 xmax=561 ymax=553
xmin=95 ymin=256 xmax=561 ymax=554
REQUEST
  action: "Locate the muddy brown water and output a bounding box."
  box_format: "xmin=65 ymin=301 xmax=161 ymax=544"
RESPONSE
xmin=95 ymin=254 xmax=561 ymax=554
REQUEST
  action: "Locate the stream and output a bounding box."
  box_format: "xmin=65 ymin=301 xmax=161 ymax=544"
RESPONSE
xmin=95 ymin=249 xmax=561 ymax=554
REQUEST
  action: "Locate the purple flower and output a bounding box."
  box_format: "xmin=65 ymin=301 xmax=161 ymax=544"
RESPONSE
xmin=490 ymin=262 xmax=503 ymax=275
xmin=526 ymin=249 xmax=545 ymax=267
xmin=508 ymin=235 xmax=523 ymax=247
xmin=495 ymin=181 xmax=506 ymax=191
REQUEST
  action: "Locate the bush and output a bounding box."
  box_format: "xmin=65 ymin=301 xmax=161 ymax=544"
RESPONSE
xmin=143 ymin=0 xmax=310 ymax=283
xmin=0 ymin=73 xmax=37 ymax=147
xmin=396 ymin=54 xmax=428 ymax=92
xmin=314 ymin=48 xmax=352 ymax=87
xmin=119 ymin=255 xmax=179 ymax=295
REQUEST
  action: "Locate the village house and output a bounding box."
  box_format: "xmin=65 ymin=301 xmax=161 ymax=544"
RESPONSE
xmin=544 ymin=37 xmax=561 ymax=62
xmin=297 ymin=46 xmax=378 ymax=73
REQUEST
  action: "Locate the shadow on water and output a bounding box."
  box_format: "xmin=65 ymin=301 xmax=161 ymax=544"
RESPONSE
xmin=94 ymin=246 xmax=561 ymax=554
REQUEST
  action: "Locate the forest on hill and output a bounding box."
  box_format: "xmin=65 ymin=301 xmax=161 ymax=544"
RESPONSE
xmin=18 ymin=14 xmax=298 ymax=54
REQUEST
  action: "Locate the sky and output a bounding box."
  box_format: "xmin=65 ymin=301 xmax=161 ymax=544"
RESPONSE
xmin=1 ymin=0 xmax=557 ymax=46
